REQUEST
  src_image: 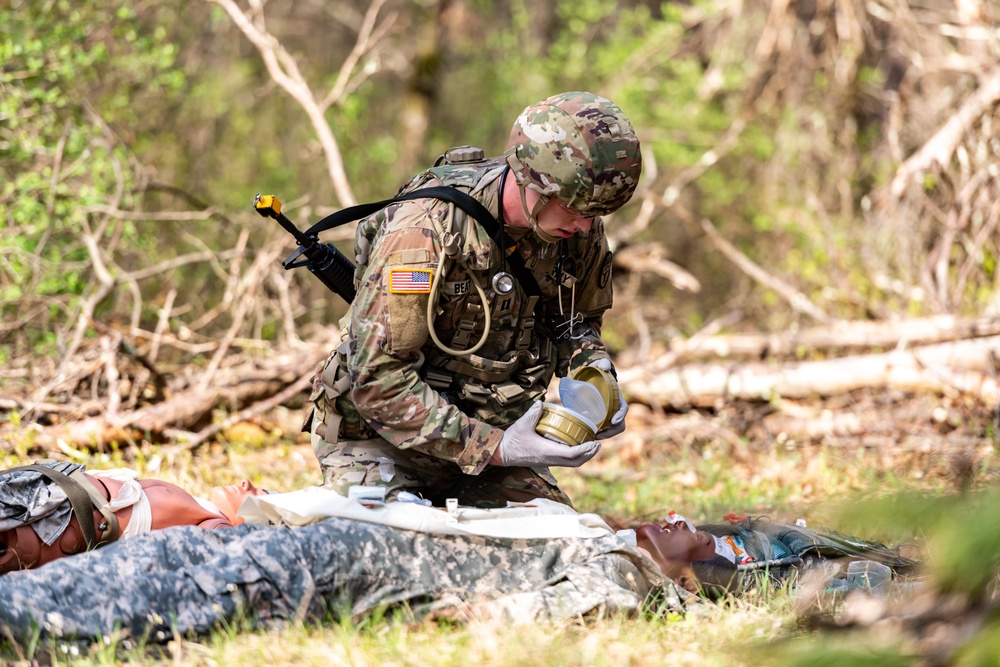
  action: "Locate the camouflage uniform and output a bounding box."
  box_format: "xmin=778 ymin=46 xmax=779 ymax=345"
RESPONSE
xmin=0 ymin=519 xmax=686 ymax=641
xmin=308 ymin=93 xmax=641 ymax=507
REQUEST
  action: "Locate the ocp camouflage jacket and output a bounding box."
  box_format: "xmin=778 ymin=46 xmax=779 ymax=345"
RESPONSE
xmin=309 ymin=154 xmax=616 ymax=474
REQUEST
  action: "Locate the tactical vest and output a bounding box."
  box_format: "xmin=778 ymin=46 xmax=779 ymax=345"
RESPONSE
xmin=314 ymin=148 xmax=607 ymax=442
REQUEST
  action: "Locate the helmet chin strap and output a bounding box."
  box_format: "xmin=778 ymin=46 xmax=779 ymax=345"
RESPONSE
xmin=517 ymin=185 xmax=560 ymax=244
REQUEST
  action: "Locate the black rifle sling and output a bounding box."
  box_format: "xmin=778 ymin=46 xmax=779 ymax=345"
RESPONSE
xmin=304 ymin=187 xmax=541 ymax=297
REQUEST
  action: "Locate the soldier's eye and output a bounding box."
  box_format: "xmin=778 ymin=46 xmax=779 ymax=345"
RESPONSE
xmin=0 ymin=539 xmax=6 ymax=558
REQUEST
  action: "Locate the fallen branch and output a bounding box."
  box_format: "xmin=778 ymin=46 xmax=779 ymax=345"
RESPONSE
xmin=619 ymin=334 xmax=1000 ymax=409
xmin=19 ymin=346 xmax=328 ymax=450
xmin=176 ymin=369 xmax=315 ymax=451
xmin=664 ymin=315 xmax=1000 ymax=364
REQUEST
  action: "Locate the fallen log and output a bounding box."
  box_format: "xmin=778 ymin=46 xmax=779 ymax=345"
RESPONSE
xmin=619 ymin=334 xmax=1000 ymax=409
xmin=665 ymin=315 xmax=1000 ymax=365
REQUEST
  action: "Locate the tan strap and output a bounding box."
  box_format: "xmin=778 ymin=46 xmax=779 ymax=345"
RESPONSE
xmin=67 ymin=470 xmax=120 ymax=545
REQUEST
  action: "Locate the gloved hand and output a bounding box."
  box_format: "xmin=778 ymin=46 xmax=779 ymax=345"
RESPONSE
xmin=496 ymin=402 xmax=601 ymax=468
xmin=588 ymin=358 xmax=629 ymax=439
xmin=596 ymin=394 xmax=628 ymax=438
xmin=587 ymin=357 xmax=613 ymax=372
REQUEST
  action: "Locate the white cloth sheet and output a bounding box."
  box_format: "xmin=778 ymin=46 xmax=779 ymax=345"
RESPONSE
xmin=238 ymin=487 xmax=617 ymax=540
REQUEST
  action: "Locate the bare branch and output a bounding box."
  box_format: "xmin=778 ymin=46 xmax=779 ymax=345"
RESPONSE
xmin=128 ymin=248 xmax=246 ymax=282
xmin=321 ymin=0 xmax=396 ymax=110
xmin=613 ymin=243 xmax=702 ymax=293
xmin=197 ymin=240 xmax=283 ymax=390
xmin=187 ymin=228 xmax=250 ymax=332
xmin=887 ymin=69 xmax=1000 ymax=200
xmin=210 ymin=0 xmax=357 ymax=206
xmin=100 ymin=333 xmax=122 ymax=419
xmin=83 ymin=205 xmax=219 ymax=222
xmin=698 ymin=217 xmax=832 ymax=323
xmin=148 ymin=288 xmax=177 ymax=364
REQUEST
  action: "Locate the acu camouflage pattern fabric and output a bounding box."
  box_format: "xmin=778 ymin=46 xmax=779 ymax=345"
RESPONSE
xmin=505 ymin=91 xmax=642 ymax=217
xmin=0 ymin=518 xmax=686 ymax=642
xmin=309 ymin=154 xmax=615 ymax=504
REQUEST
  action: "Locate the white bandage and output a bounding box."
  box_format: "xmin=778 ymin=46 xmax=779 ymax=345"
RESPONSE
xmin=89 ymin=469 xmax=151 ymax=538
xmin=713 ymin=535 xmax=737 ymax=563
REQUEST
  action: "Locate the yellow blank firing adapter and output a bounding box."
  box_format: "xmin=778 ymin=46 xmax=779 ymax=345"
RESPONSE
xmin=254 ymin=193 xmax=282 ymax=218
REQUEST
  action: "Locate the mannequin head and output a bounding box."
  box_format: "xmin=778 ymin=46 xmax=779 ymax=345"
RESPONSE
xmin=634 ymin=522 xmax=724 ymax=591
xmin=635 ymin=522 xmax=717 ymax=563
xmin=636 ymin=521 xmax=757 ymax=596
xmin=207 ymin=480 xmax=268 ymax=525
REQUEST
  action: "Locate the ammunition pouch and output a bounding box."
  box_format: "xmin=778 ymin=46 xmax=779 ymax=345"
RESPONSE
xmin=308 ymin=337 xmax=358 ymax=454
xmin=441 ymin=351 xmax=519 ymax=385
xmin=424 ymin=335 xmax=554 ymax=423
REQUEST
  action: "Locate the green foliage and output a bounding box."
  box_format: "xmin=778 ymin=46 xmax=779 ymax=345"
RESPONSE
xmin=763 ymin=639 xmax=915 ymax=667
xmin=1 ymin=0 xmax=186 ymax=352
xmin=925 ymin=490 xmax=1000 ymax=596
xmin=7 ymin=0 xmax=986 ymax=344
xmin=831 ymin=489 xmax=1000 ymax=596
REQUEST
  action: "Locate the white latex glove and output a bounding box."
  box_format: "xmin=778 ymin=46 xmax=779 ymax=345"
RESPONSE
xmin=588 ymin=357 xmax=613 ymax=372
xmin=497 ymin=402 xmax=601 ymax=468
xmin=588 ymin=358 xmax=628 ymax=439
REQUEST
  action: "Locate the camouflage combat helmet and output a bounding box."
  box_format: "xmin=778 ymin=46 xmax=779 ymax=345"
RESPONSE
xmin=505 ymin=91 xmax=642 ymax=218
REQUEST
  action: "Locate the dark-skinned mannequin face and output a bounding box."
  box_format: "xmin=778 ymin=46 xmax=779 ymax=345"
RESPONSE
xmin=634 ymin=521 xmax=719 ymax=589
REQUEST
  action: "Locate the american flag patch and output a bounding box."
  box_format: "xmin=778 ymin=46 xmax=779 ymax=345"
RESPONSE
xmin=389 ymin=268 xmax=433 ymax=294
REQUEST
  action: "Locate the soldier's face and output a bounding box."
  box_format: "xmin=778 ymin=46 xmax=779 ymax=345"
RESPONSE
xmin=512 ymin=185 xmax=594 ymax=238
xmin=534 ymin=197 xmax=595 ymax=238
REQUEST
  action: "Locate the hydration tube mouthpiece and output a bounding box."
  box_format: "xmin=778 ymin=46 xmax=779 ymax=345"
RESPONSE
xmin=666 ymin=511 xmax=697 ymax=533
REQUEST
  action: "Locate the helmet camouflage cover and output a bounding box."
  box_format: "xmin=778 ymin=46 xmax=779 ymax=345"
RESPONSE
xmin=505 ymin=91 xmax=642 ymax=217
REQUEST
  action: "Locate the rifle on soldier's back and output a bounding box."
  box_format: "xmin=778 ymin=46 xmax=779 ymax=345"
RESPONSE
xmin=254 ymin=193 xmax=357 ymax=304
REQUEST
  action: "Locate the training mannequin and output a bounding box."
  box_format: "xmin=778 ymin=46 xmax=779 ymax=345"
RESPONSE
xmin=0 ymin=463 xmax=267 ymax=574
xmin=206 ymin=479 xmax=269 ymax=526
xmin=631 ymin=512 xmax=916 ymax=596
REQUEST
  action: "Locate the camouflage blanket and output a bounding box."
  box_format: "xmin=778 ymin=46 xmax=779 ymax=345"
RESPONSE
xmin=0 ymin=516 xmax=683 ymax=642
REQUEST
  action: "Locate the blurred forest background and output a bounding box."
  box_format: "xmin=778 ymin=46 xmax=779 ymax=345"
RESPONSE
xmin=3 ymin=0 xmax=1000 ymax=664
xmin=3 ymin=0 xmax=1000 ymax=456
xmin=3 ymin=0 xmax=998 ymax=370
